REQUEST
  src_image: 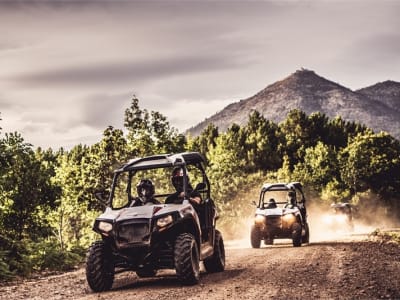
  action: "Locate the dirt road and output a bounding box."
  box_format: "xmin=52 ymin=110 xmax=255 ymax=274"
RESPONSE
xmin=1 ymin=233 xmax=399 ymax=300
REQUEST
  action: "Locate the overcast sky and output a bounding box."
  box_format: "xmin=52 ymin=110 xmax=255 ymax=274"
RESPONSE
xmin=1 ymin=0 xmax=399 ymax=149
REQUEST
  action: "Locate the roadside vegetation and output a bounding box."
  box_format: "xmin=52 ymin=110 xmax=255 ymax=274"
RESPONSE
xmin=371 ymin=229 xmax=400 ymax=244
xmin=1 ymin=96 xmax=399 ymax=280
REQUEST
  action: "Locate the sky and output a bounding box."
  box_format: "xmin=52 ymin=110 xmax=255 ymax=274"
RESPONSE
xmin=1 ymin=0 xmax=399 ymax=150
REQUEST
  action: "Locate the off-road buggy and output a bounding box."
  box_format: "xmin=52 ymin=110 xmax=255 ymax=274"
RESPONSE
xmin=250 ymin=182 xmax=310 ymax=247
xmin=323 ymin=202 xmax=354 ymax=232
xmin=86 ymin=152 xmax=225 ymax=292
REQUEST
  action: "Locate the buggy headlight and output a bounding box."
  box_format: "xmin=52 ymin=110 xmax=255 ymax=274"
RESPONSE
xmin=255 ymin=215 xmax=265 ymax=224
xmin=323 ymin=215 xmax=334 ymax=224
xmin=157 ymin=215 xmax=173 ymax=228
xmin=283 ymin=214 xmax=296 ymax=223
xmin=98 ymin=221 xmax=113 ymax=233
xmin=335 ymin=214 xmax=347 ymax=223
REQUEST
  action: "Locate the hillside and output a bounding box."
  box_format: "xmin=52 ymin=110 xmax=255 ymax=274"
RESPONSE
xmin=357 ymin=80 xmax=400 ymax=113
xmin=187 ymin=69 xmax=400 ymax=139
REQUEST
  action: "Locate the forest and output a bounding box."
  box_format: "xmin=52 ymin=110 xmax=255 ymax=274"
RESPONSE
xmin=1 ymin=96 xmax=399 ymax=280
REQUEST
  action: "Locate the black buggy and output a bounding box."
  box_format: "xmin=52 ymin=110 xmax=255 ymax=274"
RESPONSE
xmin=324 ymin=202 xmax=354 ymax=232
xmin=251 ymin=182 xmax=310 ymax=247
xmin=86 ymin=152 xmax=225 ymax=292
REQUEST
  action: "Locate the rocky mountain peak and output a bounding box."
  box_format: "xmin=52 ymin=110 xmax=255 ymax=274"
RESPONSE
xmin=186 ymin=70 xmax=400 ymax=139
xmin=357 ymin=80 xmax=400 ymax=112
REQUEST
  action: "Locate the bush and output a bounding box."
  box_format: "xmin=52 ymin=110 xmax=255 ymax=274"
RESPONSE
xmin=28 ymin=238 xmax=84 ymax=272
xmin=0 ymin=250 xmax=15 ymax=280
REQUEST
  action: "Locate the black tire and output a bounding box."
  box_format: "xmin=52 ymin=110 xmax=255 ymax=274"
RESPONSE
xmin=302 ymin=222 xmax=310 ymax=244
xmin=292 ymin=222 xmax=302 ymax=247
xmin=136 ymin=268 xmax=157 ymax=278
xmin=86 ymin=241 xmax=114 ymax=292
xmin=250 ymin=225 xmax=261 ymax=248
xmin=174 ymin=233 xmax=200 ymax=285
xmin=203 ymin=230 xmax=225 ymax=273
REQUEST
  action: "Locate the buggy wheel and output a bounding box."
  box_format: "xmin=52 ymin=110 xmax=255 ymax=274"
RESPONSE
xmin=174 ymin=233 xmax=200 ymax=285
xmin=292 ymin=222 xmax=302 ymax=247
xmin=302 ymin=222 xmax=310 ymax=244
xmin=86 ymin=241 xmax=115 ymax=292
xmin=204 ymin=230 xmax=225 ymax=273
xmin=250 ymin=225 xmax=262 ymax=248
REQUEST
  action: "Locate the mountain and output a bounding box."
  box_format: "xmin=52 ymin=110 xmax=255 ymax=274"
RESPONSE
xmin=357 ymin=80 xmax=400 ymax=113
xmin=186 ymin=69 xmax=400 ymax=139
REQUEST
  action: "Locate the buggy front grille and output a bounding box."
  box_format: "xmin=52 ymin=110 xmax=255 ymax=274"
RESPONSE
xmin=266 ymin=216 xmax=282 ymax=228
xmin=117 ymin=221 xmax=150 ymax=245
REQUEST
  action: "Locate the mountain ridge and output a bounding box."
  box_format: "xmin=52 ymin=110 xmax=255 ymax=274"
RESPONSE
xmin=186 ymin=69 xmax=400 ymax=139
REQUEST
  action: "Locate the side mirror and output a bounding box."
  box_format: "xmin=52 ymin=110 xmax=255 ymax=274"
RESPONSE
xmin=194 ymin=182 xmax=206 ymax=191
xmin=252 ymin=200 xmax=257 ymax=207
xmin=94 ymin=190 xmax=110 ymax=205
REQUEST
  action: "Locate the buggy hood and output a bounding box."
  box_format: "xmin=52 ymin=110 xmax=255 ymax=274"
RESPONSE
xmin=255 ymin=206 xmax=300 ymax=217
xmin=97 ymin=203 xmax=193 ymax=223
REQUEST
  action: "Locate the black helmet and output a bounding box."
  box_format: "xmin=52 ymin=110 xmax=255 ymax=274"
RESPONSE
xmin=137 ymin=179 xmax=155 ymax=202
xmin=267 ymin=198 xmax=277 ymax=208
xmin=171 ymin=167 xmax=190 ymax=192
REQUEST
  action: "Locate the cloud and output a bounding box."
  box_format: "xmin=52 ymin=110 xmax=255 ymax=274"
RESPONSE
xmin=1 ymin=0 xmax=400 ymax=149
xmin=80 ymin=92 xmax=131 ymax=130
xmin=12 ymin=54 xmax=246 ymax=88
xmin=0 ymin=94 xmax=14 ymax=110
xmin=352 ymin=34 xmax=400 ymax=65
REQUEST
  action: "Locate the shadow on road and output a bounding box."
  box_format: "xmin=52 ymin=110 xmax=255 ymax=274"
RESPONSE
xmin=109 ymin=268 xmax=246 ymax=292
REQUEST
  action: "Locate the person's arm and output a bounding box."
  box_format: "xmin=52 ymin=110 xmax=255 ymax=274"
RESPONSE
xmin=129 ymin=197 xmax=142 ymax=207
xmin=189 ymin=190 xmax=202 ymax=205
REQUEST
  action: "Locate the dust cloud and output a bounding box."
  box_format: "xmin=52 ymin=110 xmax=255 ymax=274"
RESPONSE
xmin=308 ymin=201 xmax=400 ymax=243
xmin=220 ymin=199 xmax=400 ymax=248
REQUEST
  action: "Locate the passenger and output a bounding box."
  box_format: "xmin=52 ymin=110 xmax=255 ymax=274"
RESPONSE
xmin=266 ymin=198 xmax=277 ymax=209
xmin=130 ymin=179 xmax=160 ymax=206
xmin=285 ymin=191 xmax=297 ymax=209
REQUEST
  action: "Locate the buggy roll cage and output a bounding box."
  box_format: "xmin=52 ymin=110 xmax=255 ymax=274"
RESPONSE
xmin=258 ymin=182 xmax=306 ymax=208
xmin=107 ymin=152 xmax=210 ymax=208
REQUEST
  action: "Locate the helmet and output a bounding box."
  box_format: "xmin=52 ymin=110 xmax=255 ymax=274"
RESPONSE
xmin=136 ymin=179 xmax=155 ymax=202
xmin=171 ymin=167 xmax=189 ymax=192
xmin=267 ymin=198 xmax=277 ymax=208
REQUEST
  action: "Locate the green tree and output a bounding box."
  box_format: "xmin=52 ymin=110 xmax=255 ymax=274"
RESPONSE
xmin=124 ymin=96 xmax=186 ymax=157
xmin=0 ymin=133 xmax=61 ymax=275
xmin=307 ymin=112 xmax=330 ymax=146
xmin=243 ymin=111 xmax=281 ymax=172
xmin=278 ymin=109 xmax=311 ymax=169
xmin=207 ymin=124 xmax=247 ymax=204
xmin=124 ymin=96 xmax=153 ymax=157
xmin=293 ymin=141 xmax=338 ymax=192
xmin=327 ymin=116 xmax=368 ymax=149
xmin=339 ymin=131 xmax=400 ymax=199
xmin=188 ymin=123 xmax=219 ymax=157
xmin=0 ymin=133 xmax=58 ymax=240
xmin=150 ymin=111 xmax=186 ymax=153
xmin=50 ymin=144 xmax=97 ymax=251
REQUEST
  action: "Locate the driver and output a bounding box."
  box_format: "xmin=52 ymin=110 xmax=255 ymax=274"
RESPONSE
xmin=285 ymin=191 xmax=297 ymax=209
xmin=267 ymin=198 xmax=277 ymax=208
xmin=165 ymin=167 xmax=201 ymax=205
xmin=130 ymin=179 xmax=160 ymax=206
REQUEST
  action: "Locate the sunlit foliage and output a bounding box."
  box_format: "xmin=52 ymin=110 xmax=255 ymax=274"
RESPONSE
xmin=1 ymin=101 xmax=399 ymax=279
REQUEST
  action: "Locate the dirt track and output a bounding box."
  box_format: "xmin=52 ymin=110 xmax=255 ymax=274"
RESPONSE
xmin=1 ymin=233 xmax=400 ymax=300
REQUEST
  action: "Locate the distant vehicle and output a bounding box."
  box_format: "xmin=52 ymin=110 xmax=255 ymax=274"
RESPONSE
xmin=250 ymin=182 xmax=310 ymax=248
xmin=323 ymin=203 xmax=354 ymax=232
xmin=86 ymin=152 xmax=225 ymax=292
